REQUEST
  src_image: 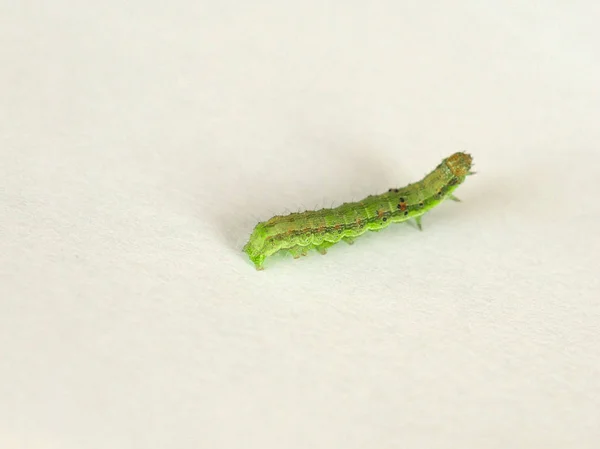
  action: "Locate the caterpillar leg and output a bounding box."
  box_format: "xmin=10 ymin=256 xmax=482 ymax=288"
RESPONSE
xmin=415 ymin=215 xmax=423 ymax=231
xmin=250 ymin=255 xmax=265 ymax=270
xmin=342 ymin=237 xmax=355 ymax=245
xmin=288 ymin=245 xmax=309 ymax=259
xmin=448 ymin=194 xmax=461 ymax=202
xmin=288 ymin=246 xmax=302 ymax=259
xmin=315 ymin=240 xmax=335 ymax=255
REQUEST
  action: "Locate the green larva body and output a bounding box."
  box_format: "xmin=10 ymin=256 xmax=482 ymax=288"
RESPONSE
xmin=243 ymin=152 xmax=473 ymax=270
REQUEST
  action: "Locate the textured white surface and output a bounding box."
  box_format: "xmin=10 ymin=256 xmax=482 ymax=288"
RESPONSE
xmin=1 ymin=1 xmax=600 ymax=448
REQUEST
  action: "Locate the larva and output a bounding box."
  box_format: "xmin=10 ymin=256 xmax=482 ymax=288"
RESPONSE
xmin=243 ymin=152 xmax=474 ymax=270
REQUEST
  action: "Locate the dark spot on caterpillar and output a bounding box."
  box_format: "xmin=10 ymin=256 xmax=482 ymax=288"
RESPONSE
xmin=383 ymin=217 xmax=387 ymax=221
xmin=399 ymin=197 xmax=405 ymax=202
xmin=397 ymin=204 xmax=402 ymax=209
xmin=448 ymin=178 xmax=458 ymax=186
xmin=394 ymin=189 xmax=399 ymax=192
xmin=419 ymin=202 xmax=424 ymax=207
xmin=388 ymin=188 xmax=393 ymax=192
xmin=404 ymin=211 xmax=408 ymax=216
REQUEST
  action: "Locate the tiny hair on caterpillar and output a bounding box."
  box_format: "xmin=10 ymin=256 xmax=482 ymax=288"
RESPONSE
xmin=243 ymin=152 xmax=474 ymax=270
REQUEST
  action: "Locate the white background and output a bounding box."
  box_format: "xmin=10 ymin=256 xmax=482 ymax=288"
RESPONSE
xmin=1 ymin=1 xmax=599 ymax=448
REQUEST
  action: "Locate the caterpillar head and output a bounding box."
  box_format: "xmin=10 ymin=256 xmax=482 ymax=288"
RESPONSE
xmin=445 ymin=152 xmax=473 ymax=177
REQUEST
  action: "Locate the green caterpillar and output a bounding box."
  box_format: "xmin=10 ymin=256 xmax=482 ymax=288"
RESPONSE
xmin=243 ymin=152 xmax=474 ymax=270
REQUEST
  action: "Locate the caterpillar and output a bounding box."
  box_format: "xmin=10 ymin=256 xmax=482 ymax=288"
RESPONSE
xmin=243 ymin=152 xmax=474 ymax=270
